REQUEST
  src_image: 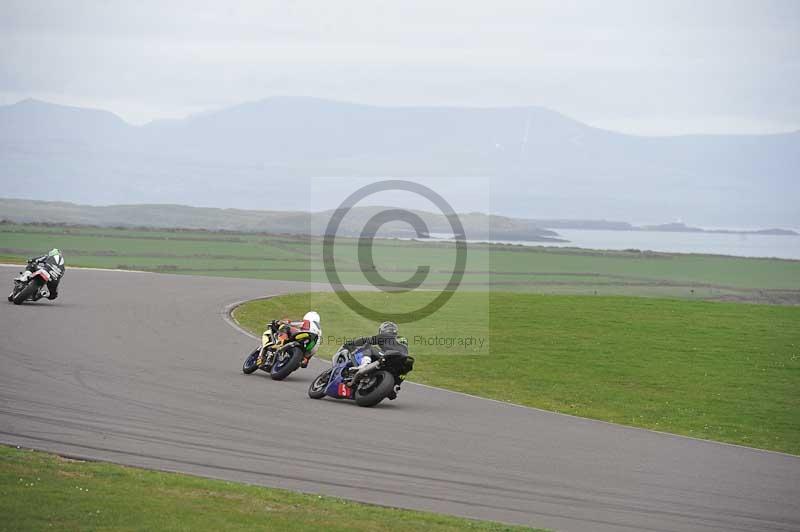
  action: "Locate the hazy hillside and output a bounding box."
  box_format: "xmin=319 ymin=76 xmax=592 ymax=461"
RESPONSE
xmin=0 ymin=198 xmax=563 ymax=241
xmin=1 ymin=97 xmax=798 ymax=227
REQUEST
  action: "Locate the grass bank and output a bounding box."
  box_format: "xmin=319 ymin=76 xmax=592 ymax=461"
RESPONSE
xmin=0 ymin=445 xmax=541 ymax=532
xmin=235 ymin=292 xmax=800 ymax=454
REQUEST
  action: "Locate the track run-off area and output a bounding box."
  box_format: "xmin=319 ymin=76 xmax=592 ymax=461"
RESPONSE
xmin=0 ymin=265 xmax=798 ymax=532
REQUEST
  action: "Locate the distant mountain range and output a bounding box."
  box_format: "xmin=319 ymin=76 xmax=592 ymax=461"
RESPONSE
xmin=1 ymin=198 xmax=795 ymax=240
xmin=1 ymin=96 xmax=798 ymax=228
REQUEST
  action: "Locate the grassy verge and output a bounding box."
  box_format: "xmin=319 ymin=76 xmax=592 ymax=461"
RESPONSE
xmin=0 ymin=445 xmax=541 ymax=532
xmin=235 ymin=292 xmax=800 ymax=454
xmin=2 ymin=222 xmax=799 ymax=302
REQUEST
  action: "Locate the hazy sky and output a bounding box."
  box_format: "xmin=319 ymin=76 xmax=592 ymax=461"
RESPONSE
xmin=2 ymin=0 xmax=799 ymax=135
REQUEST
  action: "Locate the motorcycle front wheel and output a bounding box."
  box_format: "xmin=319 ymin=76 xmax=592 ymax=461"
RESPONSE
xmin=308 ymin=368 xmax=333 ymax=399
xmin=12 ymin=279 xmax=41 ymax=305
xmin=242 ymin=348 xmax=260 ymax=374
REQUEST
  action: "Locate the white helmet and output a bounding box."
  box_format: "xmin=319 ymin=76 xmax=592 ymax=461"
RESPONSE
xmin=303 ymin=311 xmax=321 ymax=334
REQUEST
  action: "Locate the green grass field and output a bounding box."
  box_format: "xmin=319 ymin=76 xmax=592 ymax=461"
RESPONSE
xmin=0 ymin=446 xmax=540 ymax=532
xmin=2 ymin=222 xmax=799 ymax=302
xmin=235 ymin=292 xmax=800 ymax=454
xmin=4 ymin=222 xmax=800 ymax=451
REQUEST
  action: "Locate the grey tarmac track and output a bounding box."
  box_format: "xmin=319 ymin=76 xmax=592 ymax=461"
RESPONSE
xmin=0 ymin=265 xmax=798 ymax=532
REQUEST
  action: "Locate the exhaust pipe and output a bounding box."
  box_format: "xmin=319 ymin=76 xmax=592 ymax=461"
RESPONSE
xmin=350 ymin=360 xmax=380 ymax=387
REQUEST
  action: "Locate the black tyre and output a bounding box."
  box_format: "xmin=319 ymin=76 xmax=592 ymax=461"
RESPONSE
xmin=242 ymin=348 xmax=260 ymax=374
xmin=12 ymin=280 xmax=41 ymax=305
xmin=270 ymin=347 xmax=304 ymax=381
xmin=308 ymin=368 xmax=333 ymax=399
xmin=354 ymin=370 xmax=395 ymax=407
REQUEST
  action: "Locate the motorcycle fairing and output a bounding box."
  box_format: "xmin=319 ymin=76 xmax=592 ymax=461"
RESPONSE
xmin=324 ymin=345 xmax=370 ymax=399
xmin=15 ymin=269 xmax=50 ymax=283
xmin=324 ymin=361 xmax=350 ymax=398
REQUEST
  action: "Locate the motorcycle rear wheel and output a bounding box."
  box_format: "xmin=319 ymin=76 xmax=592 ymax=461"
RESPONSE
xmin=270 ymin=346 xmax=304 ymax=381
xmin=354 ymin=370 xmax=395 ymax=407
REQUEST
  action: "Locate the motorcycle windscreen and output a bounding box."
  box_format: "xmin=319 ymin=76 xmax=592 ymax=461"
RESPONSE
xmin=352 ymin=346 xmax=371 ymax=365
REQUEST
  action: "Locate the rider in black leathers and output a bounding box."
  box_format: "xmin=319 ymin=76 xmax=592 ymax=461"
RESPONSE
xmin=28 ymin=248 xmax=65 ymax=300
xmin=342 ymin=321 xmax=408 ymax=367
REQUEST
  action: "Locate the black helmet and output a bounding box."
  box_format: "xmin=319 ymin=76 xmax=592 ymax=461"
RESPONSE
xmin=378 ymin=321 xmax=398 ymax=336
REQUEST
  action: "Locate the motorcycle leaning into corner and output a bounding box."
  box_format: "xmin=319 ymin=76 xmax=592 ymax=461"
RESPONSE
xmin=241 ymin=316 xmax=320 ymax=380
xmin=8 ymin=250 xmax=65 ymax=305
xmin=308 ymin=344 xmax=414 ymax=407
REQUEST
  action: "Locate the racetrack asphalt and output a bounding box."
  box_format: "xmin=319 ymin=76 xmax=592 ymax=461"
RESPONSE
xmin=1 ymin=265 xmax=798 ymax=532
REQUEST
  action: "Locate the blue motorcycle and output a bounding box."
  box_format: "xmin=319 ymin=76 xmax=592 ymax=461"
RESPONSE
xmin=308 ymin=345 xmax=414 ymax=407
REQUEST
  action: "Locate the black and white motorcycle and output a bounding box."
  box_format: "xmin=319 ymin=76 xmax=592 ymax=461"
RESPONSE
xmin=8 ymin=251 xmax=64 ymax=305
